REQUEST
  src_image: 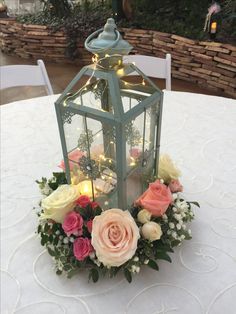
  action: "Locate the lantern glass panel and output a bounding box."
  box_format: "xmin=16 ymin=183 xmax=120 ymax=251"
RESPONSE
xmin=62 ymin=112 xmax=84 ymax=153
xmin=119 ymin=74 xmax=154 ymax=113
xmin=64 ymin=75 xmax=116 ymax=115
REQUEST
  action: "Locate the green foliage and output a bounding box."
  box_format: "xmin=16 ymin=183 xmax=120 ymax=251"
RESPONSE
xmin=221 ymin=0 xmax=236 ymax=41
xmin=118 ymin=0 xmax=235 ymax=42
xmin=40 ymin=0 xmax=72 ymax=18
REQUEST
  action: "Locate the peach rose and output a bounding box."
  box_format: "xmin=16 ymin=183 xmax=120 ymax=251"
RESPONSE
xmin=59 ymin=149 xmax=84 ymax=171
xmin=91 ymin=209 xmax=140 ymax=267
xmin=136 ymin=180 xmax=172 ymax=216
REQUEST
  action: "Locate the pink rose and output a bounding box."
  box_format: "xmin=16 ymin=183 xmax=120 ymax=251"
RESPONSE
xmin=59 ymin=149 xmax=84 ymax=171
xmin=91 ymin=201 xmax=99 ymax=209
xmin=86 ymin=219 xmax=93 ymax=233
xmin=76 ymin=195 xmax=91 ymax=207
xmin=169 ymin=179 xmax=183 ymax=193
xmin=62 ymin=211 xmax=83 ymax=236
xmin=130 ymin=148 xmax=141 ymax=159
xmin=136 ymin=180 xmax=172 ymax=217
xmin=73 ymin=237 xmax=93 ymax=261
xmin=91 ymin=209 xmax=140 ymax=267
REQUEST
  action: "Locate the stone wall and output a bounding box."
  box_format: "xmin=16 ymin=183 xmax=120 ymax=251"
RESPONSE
xmin=0 ymin=19 xmax=91 ymax=65
xmin=0 ymin=19 xmax=235 ymax=98
xmin=123 ymin=28 xmax=236 ymax=98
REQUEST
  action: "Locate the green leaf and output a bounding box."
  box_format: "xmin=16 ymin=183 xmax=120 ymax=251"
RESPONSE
xmin=63 ymin=264 xmax=72 ymax=271
xmin=156 ymin=252 xmax=172 ymax=263
xmin=155 ymin=242 xmax=174 ymax=253
xmin=67 ymin=269 xmax=79 ymax=278
xmin=41 ymin=234 xmax=48 ymax=246
xmin=93 ymin=206 xmax=102 ymax=216
xmin=52 ymin=172 xmax=67 ymax=185
xmin=47 ymin=247 xmax=56 ymax=257
xmin=52 ymin=223 xmax=59 ymax=232
xmin=48 ymin=182 xmax=58 ymax=190
xmin=44 ymin=223 xmax=50 ymax=233
xmin=171 ymin=240 xmax=181 ymax=247
xmin=56 ymin=269 xmax=63 ymax=275
xmin=189 ymin=201 xmax=200 ymax=208
xmin=37 ymin=225 xmax=41 ymax=234
xmin=124 ymin=268 xmax=132 ymax=283
xmin=90 ymin=268 xmax=99 ymax=283
xmin=53 ymin=237 xmax=59 ymax=246
xmin=48 ymin=234 xmax=54 ymax=243
xmin=148 ymin=259 xmax=159 ymax=271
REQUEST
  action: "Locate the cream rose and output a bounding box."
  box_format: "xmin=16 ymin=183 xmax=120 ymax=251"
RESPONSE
xmin=142 ymin=222 xmax=162 ymax=242
xmin=91 ymin=209 xmax=140 ymax=267
xmin=137 ymin=209 xmax=152 ymax=224
xmin=158 ymin=154 xmax=181 ymax=184
xmin=41 ymin=184 xmax=80 ymax=223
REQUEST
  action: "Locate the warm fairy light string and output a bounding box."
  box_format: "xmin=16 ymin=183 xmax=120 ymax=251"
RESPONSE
xmin=63 ymin=53 xmax=147 ymax=107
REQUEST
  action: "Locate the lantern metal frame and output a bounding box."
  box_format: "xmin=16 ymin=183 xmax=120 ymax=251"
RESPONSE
xmin=55 ymin=60 xmax=163 ymax=210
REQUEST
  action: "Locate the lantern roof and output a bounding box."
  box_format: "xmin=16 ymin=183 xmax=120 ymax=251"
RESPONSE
xmin=84 ymin=18 xmax=133 ymax=57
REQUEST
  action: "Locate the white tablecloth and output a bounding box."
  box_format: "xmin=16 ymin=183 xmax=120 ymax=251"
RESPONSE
xmin=1 ymin=91 xmax=236 ymax=314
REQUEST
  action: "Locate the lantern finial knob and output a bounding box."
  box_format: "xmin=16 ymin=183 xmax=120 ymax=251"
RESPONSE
xmin=84 ymin=18 xmax=132 ymax=57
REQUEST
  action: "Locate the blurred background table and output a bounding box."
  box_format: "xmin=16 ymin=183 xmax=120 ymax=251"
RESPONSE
xmin=1 ymin=91 xmax=236 ymax=314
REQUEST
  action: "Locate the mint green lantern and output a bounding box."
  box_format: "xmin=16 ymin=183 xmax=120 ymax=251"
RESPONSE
xmin=55 ymin=18 xmax=163 ymax=210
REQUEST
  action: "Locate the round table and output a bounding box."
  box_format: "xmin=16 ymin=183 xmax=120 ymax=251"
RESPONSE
xmin=1 ymin=91 xmax=236 ymax=314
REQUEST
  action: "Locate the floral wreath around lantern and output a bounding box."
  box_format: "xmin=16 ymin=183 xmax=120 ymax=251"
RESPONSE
xmin=36 ymin=154 xmax=199 ymax=283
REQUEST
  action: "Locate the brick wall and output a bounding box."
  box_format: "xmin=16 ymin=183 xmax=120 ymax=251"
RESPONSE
xmin=0 ymin=19 xmax=235 ymax=98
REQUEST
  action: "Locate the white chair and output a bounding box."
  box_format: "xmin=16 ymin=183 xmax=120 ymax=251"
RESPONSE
xmin=0 ymin=59 xmax=53 ymax=95
xmin=123 ymin=54 xmax=171 ymax=90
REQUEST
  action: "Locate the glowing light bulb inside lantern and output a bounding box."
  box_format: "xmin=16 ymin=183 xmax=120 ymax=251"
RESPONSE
xmin=117 ymin=68 xmax=125 ymax=76
xmin=92 ymin=55 xmax=98 ymax=63
xmin=78 ymin=180 xmax=94 ymax=197
xmin=211 ymin=22 xmax=217 ymax=34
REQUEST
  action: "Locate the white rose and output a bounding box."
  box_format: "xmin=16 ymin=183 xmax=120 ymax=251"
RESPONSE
xmin=137 ymin=209 xmax=152 ymax=224
xmin=141 ymin=222 xmax=162 ymax=242
xmin=158 ymin=154 xmax=181 ymax=184
xmin=41 ymin=184 xmax=80 ymax=223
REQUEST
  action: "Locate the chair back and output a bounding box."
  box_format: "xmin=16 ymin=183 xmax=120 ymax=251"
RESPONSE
xmin=123 ymin=54 xmax=171 ymax=90
xmin=0 ymin=59 xmax=53 ymax=95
